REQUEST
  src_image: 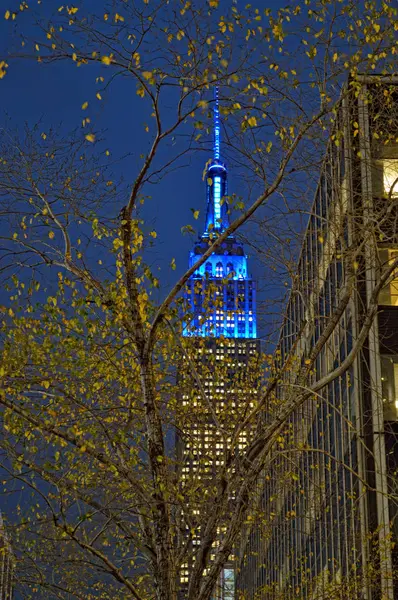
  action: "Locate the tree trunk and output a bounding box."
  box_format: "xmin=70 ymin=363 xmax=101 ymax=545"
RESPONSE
xmin=140 ymin=360 xmax=176 ymax=600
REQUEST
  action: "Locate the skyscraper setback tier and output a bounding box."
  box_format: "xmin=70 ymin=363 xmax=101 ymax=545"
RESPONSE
xmin=236 ymin=76 xmax=398 ymax=600
xmin=176 ymin=88 xmax=259 ymax=599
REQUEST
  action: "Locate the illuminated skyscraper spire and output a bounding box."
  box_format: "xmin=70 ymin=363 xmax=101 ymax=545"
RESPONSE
xmin=184 ymin=84 xmax=257 ymax=339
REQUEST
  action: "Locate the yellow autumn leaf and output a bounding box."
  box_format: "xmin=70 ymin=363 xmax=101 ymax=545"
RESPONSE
xmin=96 ymin=92 xmax=102 ymax=100
xmin=142 ymin=71 xmax=153 ymax=80
xmin=42 ymin=381 xmax=50 ymax=389
xmin=85 ymin=134 xmax=96 ymax=143
xmin=101 ymin=55 xmax=112 ymax=65
xmin=0 ymin=61 xmax=8 ymax=79
xmin=332 ymin=52 xmax=338 ymax=62
xmin=150 ymin=231 xmax=157 ymax=238
xmin=82 ymin=101 xmax=88 ymax=110
xmin=247 ymin=116 xmax=257 ymax=127
xmin=48 ymin=231 xmax=55 ymax=239
xmin=113 ymin=238 xmax=123 ymax=250
xmin=4 ymin=10 xmax=10 ymax=19
xmin=193 ymin=210 xmax=200 ymax=220
xmin=373 ymin=23 xmax=380 ymax=33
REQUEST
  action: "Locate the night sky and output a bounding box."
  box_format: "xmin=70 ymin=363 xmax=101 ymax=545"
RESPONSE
xmin=0 ymin=0 xmax=300 ymax=343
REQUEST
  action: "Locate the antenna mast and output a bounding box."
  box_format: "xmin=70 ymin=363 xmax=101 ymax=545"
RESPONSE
xmin=214 ymin=86 xmax=220 ymax=161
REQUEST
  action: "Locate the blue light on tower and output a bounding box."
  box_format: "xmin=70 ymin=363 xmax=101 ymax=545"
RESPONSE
xmin=213 ymin=176 xmax=221 ymax=224
xmin=184 ymin=87 xmax=257 ymax=339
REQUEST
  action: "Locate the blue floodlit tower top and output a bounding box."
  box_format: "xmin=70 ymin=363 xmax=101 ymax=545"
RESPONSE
xmin=184 ymin=87 xmax=257 ymax=339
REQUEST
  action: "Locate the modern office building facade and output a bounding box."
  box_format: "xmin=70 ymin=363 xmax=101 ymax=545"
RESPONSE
xmin=177 ymin=90 xmax=259 ymax=599
xmin=0 ymin=513 xmax=13 ymax=599
xmin=236 ymin=76 xmax=398 ymax=599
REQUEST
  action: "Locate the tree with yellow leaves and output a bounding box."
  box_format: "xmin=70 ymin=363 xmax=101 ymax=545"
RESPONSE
xmin=0 ymin=0 xmax=397 ymax=599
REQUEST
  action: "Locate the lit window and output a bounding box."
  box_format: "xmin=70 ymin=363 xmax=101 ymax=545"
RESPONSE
xmin=373 ymin=159 xmax=398 ymax=199
xmin=381 ymin=356 xmax=398 ymax=421
xmin=383 ymin=159 xmax=398 ymax=198
xmin=379 ymin=249 xmax=398 ymax=306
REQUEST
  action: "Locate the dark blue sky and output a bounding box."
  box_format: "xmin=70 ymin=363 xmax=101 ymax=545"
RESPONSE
xmin=0 ymin=9 xmax=199 ymax=270
xmin=0 ymin=0 xmax=300 ymax=342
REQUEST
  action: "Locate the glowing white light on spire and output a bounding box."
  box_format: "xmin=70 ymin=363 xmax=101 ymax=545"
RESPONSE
xmin=214 ymin=176 xmax=221 ymax=224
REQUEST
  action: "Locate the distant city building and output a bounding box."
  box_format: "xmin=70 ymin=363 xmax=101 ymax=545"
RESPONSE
xmin=236 ymin=76 xmax=398 ymax=599
xmin=177 ymin=89 xmax=259 ymax=599
xmin=184 ymin=91 xmax=256 ymax=341
xmin=0 ymin=513 xmax=13 ymax=599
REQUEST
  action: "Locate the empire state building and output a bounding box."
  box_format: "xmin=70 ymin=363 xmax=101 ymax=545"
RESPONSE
xmin=184 ymin=91 xmax=257 ymax=339
xmin=177 ymin=89 xmax=259 ymax=599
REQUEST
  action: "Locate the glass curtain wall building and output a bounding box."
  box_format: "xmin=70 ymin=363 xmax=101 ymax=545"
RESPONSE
xmin=0 ymin=513 xmax=13 ymax=599
xmin=177 ymin=89 xmax=259 ymax=598
xmin=236 ymin=76 xmax=398 ymax=599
